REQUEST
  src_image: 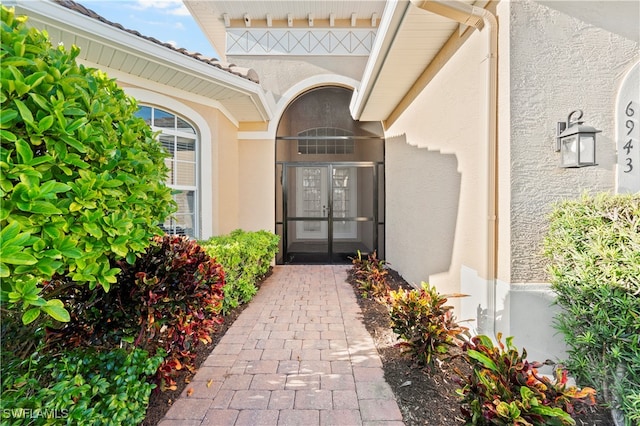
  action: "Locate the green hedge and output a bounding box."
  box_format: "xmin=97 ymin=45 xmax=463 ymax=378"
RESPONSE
xmin=543 ymin=193 xmax=640 ymax=424
xmin=1 ymin=347 xmax=163 ymax=425
xmin=200 ymin=229 xmax=279 ymax=313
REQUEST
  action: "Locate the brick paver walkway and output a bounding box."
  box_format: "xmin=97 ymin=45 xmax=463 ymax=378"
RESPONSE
xmin=158 ymin=265 xmax=403 ymax=426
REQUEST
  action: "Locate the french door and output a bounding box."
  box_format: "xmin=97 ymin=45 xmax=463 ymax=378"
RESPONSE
xmin=295 ymin=166 xmax=357 ymax=239
xmin=280 ymin=162 xmax=379 ymax=263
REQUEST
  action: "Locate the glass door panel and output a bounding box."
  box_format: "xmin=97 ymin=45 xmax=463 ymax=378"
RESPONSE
xmin=330 ymin=166 xmax=376 ymax=262
xmin=284 ymin=165 xmax=330 ymax=263
xmin=331 ymin=167 xmax=357 ymax=239
xmin=294 ymin=166 xmax=328 ymax=239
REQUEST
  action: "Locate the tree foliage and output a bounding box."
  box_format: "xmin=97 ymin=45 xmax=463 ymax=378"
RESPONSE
xmin=0 ymin=6 xmax=175 ymax=323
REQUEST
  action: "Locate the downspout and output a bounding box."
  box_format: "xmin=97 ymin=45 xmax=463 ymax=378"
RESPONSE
xmin=409 ymin=0 xmax=499 ymax=338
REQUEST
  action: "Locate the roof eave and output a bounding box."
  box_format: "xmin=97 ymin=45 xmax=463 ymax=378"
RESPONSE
xmin=350 ymin=0 xmax=411 ymax=122
xmin=8 ymin=0 xmax=273 ymax=123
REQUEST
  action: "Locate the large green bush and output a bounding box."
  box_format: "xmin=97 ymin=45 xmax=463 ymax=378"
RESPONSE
xmin=1 ymin=346 xmax=163 ymax=425
xmin=0 ymin=6 xmax=175 ymax=323
xmin=543 ymin=193 xmax=640 ymax=423
xmin=200 ymin=229 xmax=279 ymax=313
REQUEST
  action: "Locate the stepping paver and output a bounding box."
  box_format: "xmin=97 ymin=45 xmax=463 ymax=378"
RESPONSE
xmin=157 ymin=265 xmax=403 ymax=426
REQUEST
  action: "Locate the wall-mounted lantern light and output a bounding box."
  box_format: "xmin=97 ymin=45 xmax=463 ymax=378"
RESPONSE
xmin=556 ymin=110 xmax=601 ymax=167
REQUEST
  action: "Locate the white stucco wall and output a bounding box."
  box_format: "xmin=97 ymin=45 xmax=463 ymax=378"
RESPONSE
xmin=498 ymin=0 xmax=639 ymax=363
xmin=385 ymin=28 xmax=490 ymax=309
xmin=494 ymin=0 xmax=638 ymax=362
xmin=385 ymin=135 xmax=461 ymax=292
xmin=509 ymin=0 xmax=640 ymax=283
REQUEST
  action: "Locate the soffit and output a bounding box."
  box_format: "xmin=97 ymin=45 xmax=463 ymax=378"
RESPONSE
xmin=353 ymin=0 xmax=479 ymax=122
xmin=184 ymin=0 xmax=387 ymax=59
xmin=10 ymin=0 xmax=273 ymax=123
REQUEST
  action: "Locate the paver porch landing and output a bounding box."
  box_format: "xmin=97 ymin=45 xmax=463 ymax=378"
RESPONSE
xmin=158 ymin=265 xmax=404 ymax=426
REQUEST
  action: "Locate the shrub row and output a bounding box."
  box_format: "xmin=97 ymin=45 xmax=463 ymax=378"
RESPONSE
xmin=387 ymin=282 xmax=468 ymax=367
xmin=351 ymin=251 xmax=466 ymax=368
xmin=543 ymin=193 xmax=640 ymax=424
xmin=1 ymin=7 xmax=177 ymax=423
xmin=1 ymin=230 xmax=279 ymax=422
xmin=1 ymin=347 xmax=164 ymax=425
xmin=459 ymin=334 xmax=595 ymax=425
xmin=351 ymin=250 xmax=389 ymax=299
xmin=200 ymin=229 xmax=279 ymax=314
xmin=45 ymin=230 xmax=279 ymax=391
xmin=1 ymin=7 xmax=280 ymax=423
xmin=351 ymin=252 xmax=597 ymax=425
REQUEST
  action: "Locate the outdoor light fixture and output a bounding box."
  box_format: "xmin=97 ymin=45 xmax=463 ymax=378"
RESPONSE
xmin=556 ymin=109 xmax=601 ymax=167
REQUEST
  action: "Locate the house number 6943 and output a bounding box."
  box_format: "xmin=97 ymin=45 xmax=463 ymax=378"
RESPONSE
xmin=624 ymin=101 xmax=636 ymax=173
xmin=617 ymin=63 xmax=639 ymax=193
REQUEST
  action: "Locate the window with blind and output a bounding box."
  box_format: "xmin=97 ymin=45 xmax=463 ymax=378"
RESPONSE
xmin=136 ymin=106 xmax=199 ymax=238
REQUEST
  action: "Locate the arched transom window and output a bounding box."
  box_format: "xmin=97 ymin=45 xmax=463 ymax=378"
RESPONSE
xmin=136 ymin=106 xmax=199 ymax=238
xmin=297 ymin=127 xmax=354 ymax=155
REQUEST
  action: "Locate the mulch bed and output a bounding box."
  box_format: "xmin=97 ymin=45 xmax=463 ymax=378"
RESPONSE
xmin=142 ymin=267 xmax=614 ymax=425
xmin=352 ymin=269 xmax=615 ymax=426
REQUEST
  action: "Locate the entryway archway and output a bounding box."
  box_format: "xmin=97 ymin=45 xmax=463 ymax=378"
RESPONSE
xmin=275 ymin=86 xmax=385 ymax=264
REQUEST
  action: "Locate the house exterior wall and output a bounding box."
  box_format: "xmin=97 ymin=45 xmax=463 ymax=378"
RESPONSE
xmin=383 ymin=0 xmax=639 ymax=363
xmin=384 ymin=28 xmax=490 ymax=312
xmin=214 ymin=114 xmax=241 ymax=235
xmin=496 ymin=1 xmax=512 ymax=289
xmin=504 ymin=0 xmax=639 ymax=361
xmin=230 ymin=57 xmax=372 ymax=244
xmin=238 ymin=139 xmax=275 ymax=232
xmin=227 ymin=56 xmax=369 ymax=101
xmin=509 ymin=0 xmax=639 ymax=284
xmin=385 ymin=135 xmax=463 ymax=292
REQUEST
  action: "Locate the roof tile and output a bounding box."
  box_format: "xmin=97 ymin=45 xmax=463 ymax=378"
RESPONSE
xmin=54 ymin=0 xmax=260 ymax=83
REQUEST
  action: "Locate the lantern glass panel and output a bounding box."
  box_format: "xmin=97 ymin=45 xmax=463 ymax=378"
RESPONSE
xmin=578 ymin=134 xmax=595 ymax=165
xmin=561 ymin=135 xmax=578 ymax=166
